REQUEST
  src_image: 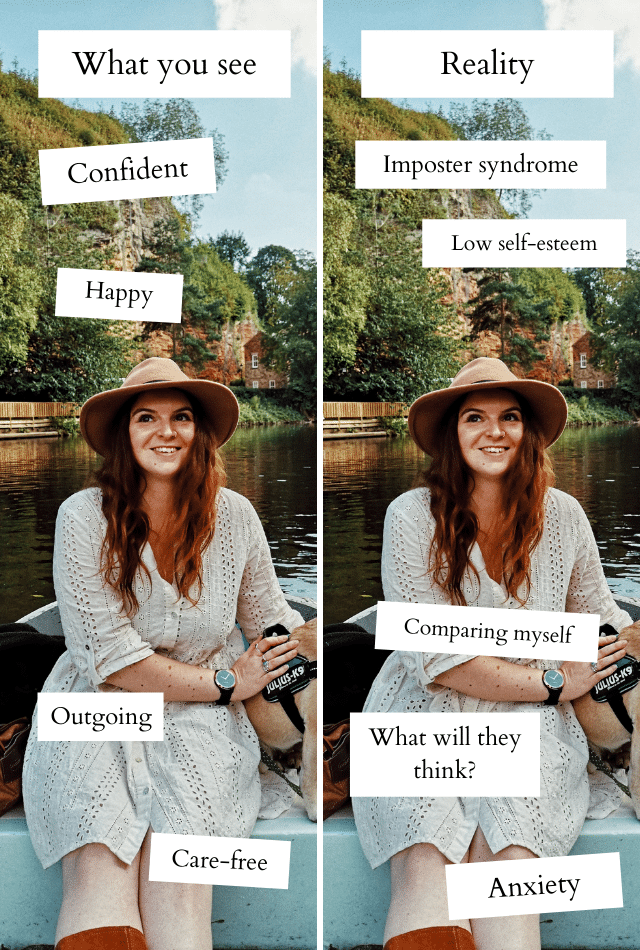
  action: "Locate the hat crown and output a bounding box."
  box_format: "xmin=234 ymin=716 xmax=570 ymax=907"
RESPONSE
xmin=450 ymin=357 xmax=519 ymax=390
xmin=122 ymin=357 xmax=190 ymax=389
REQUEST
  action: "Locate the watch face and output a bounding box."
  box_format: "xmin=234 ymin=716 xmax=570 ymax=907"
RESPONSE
xmin=544 ymin=669 xmax=564 ymax=690
xmin=216 ymin=669 xmax=236 ymax=690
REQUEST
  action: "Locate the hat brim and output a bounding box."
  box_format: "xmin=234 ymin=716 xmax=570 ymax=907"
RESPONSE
xmin=408 ymin=378 xmax=568 ymax=456
xmin=80 ymin=378 xmax=239 ymax=457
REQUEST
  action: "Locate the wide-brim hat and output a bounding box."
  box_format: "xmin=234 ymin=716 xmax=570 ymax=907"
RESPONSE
xmin=80 ymin=357 xmax=239 ymax=457
xmin=408 ymin=357 xmax=568 ymax=456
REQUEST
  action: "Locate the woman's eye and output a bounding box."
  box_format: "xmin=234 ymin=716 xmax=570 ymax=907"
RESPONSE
xmin=137 ymin=414 xmax=153 ymax=423
xmin=175 ymin=413 xmax=193 ymax=422
xmin=504 ymin=413 xmax=521 ymax=422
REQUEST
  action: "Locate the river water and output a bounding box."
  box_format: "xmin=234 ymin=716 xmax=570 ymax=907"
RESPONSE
xmin=0 ymin=425 xmax=316 ymax=623
xmin=323 ymin=424 xmax=640 ymax=625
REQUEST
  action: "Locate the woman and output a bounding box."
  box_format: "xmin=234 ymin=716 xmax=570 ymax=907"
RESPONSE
xmin=23 ymin=357 xmax=308 ymax=950
xmin=353 ymin=357 xmax=634 ymax=950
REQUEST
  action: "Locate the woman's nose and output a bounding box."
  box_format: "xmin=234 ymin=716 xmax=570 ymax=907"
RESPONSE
xmin=486 ymin=418 xmax=504 ymax=438
xmin=158 ymin=418 xmax=176 ymax=438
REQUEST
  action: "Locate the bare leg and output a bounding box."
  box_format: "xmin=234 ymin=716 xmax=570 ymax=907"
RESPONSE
xmin=468 ymin=827 xmax=540 ymax=950
xmin=385 ymin=842 xmax=471 ymax=945
xmin=56 ymin=844 xmax=143 ymax=943
xmin=139 ymin=830 xmax=213 ymax=950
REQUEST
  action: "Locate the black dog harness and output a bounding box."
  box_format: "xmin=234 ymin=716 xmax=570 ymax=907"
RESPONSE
xmin=261 ymin=624 xmax=317 ymax=734
xmin=590 ymin=624 xmax=640 ymax=734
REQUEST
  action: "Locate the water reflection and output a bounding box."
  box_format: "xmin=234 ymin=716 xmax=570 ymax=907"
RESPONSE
xmin=323 ymin=425 xmax=640 ymax=624
xmin=0 ymin=426 xmax=316 ymax=623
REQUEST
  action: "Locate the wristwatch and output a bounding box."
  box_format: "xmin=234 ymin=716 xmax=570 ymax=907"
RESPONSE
xmin=213 ymin=668 xmax=237 ymax=705
xmin=542 ymin=668 xmax=565 ymax=706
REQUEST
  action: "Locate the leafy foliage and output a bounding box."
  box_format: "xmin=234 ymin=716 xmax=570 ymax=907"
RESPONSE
xmin=444 ymin=99 xmax=551 ymax=216
xmin=136 ymin=217 xmax=256 ymax=376
xmin=117 ymin=99 xmax=228 ymax=223
xmin=586 ymin=253 xmax=640 ymax=403
xmin=323 ymin=186 xmax=368 ymax=379
xmin=325 ymin=189 xmax=461 ymax=401
xmin=0 ymin=194 xmax=42 ymax=375
xmin=466 ymin=268 xmax=553 ymax=369
xmin=238 ymin=395 xmax=305 ymax=426
xmin=324 ymin=64 xmax=457 ymax=203
xmin=248 ymin=247 xmax=317 ymax=414
xmin=245 ymin=245 xmax=298 ymax=322
xmin=210 ymin=230 xmax=251 ymax=271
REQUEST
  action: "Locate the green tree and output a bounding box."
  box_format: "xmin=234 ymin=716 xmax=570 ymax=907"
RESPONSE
xmin=261 ymin=255 xmax=317 ymax=414
xmin=517 ymin=268 xmax=584 ymax=326
xmin=467 ymin=268 xmax=552 ymax=369
xmin=323 ymin=188 xmax=368 ymax=381
xmin=245 ymin=245 xmax=298 ymax=323
xmin=210 ymin=231 xmax=251 ymax=272
xmin=136 ymin=218 xmax=256 ymax=379
xmin=591 ymin=253 xmax=640 ymax=400
xmin=445 ymin=99 xmax=551 ymax=216
xmin=326 ymin=191 xmax=460 ymax=401
xmin=572 ymin=267 xmax=625 ymax=326
xmin=0 ymin=197 xmax=133 ymax=401
xmin=0 ymin=194 xmax=42 ymax=376
xmin=118 ymin=99 xmax=228 ymax=222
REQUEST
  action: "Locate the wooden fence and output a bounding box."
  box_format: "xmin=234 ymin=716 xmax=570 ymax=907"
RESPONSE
xmin=323 ymin=402 xmax=408 ymax=420
xmin=322 ymin=402 xmax=408 ymax=432
xmin=0 ymin=402 xmax=79 ymax=431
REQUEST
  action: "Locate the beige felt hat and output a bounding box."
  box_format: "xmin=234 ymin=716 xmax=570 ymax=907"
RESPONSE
xmin=408 ymin=357 xmax=568 ymax=456
xmin=80 ymin=357 xmax=239 ymax=457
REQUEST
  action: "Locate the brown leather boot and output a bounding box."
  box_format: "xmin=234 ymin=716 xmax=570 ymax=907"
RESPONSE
xmin=55 ymin=926 xmax=147 ymax=950
xmin=384 ymin=926 xmax=476 ymax=950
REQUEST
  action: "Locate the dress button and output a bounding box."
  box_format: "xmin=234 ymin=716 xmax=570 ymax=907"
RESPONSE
xmin=143 ymin=788 xmax=149 ymax=795
xmin=135 ymin=757 xmax=142 ymax=764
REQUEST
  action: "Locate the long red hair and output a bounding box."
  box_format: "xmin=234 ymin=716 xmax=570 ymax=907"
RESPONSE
xmin=89 ymin=390 xmax=226 ymax=616
xmin=419 ymin=390 xmax=554 ymax=605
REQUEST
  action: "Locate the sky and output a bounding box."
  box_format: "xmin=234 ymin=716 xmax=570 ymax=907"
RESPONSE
xmin=323 ymin=0 xmax=640 ymax=253
xmin=0 ymin=0 xmax=317 ymax=255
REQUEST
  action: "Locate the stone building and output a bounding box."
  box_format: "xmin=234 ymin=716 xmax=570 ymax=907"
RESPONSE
xmin=572 ymin=332 xmax=616 ymax=389
xmin=244 ymin=333 xmax=288 ymax=390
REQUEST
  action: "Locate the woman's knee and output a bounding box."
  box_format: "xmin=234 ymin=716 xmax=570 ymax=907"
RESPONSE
xmin=392 ymin=842 xmax=468 ymax=878
xmin=62 ymin=843 xmax=140 ymax=892
xmin=494 ymin=844 xmax=538 ymax=861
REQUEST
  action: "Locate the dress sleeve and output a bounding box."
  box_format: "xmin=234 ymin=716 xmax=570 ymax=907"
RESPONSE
xmin=565 ymin=499 xmax=632 ymax=632
xmin=53 ymin=493 xmax=156 ymax=689
xmin=382 ymin=491 xmax=479 ymax=687
xmin=234 ymin=500 xmax=305 ymax=641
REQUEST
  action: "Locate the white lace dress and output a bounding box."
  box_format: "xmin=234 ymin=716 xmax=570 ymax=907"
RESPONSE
xmin=353 ymin=487 xmax=631 ymax=869
xmin=22 ymin=487 xmax=303 ymax=869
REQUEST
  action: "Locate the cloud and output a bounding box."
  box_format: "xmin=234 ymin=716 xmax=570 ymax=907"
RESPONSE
xmin=212 ymin=0 xmax=316 ymax=75
xmin=542 ymin=0 xmax=640 ymax=71
xmin=243 ymin=172 xmax=275 ymax=198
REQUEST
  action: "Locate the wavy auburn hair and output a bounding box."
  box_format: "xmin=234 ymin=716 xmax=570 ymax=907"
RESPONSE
xmin=89 ymin=390 xmax=226 ymax=616
xmin=418 ymin=390 xmax=554 ymax=605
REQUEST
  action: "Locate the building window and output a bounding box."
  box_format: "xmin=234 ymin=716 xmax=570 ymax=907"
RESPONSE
xmin=580 ymin=380 xmax=588 ymax=389
xmin=598 ymin=379 xmax=604 ymax=389
xmin=269 ymin=380 xmax=276 ymax=389
xmin=252 ymin=381 xmax=260 ymax=389
xmin=580 ymin=353 xmax=587 ymax=368
xmin=251 ymin=353 xmax=259 ymax=369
